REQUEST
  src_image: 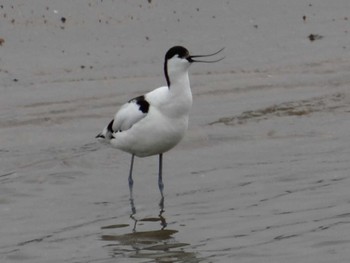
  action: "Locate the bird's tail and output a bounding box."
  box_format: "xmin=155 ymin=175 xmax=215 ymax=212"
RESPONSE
xmin=96 ymin=119 xmax=114 ymax=142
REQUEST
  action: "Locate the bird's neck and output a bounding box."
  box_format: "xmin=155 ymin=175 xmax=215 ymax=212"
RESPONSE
xmin=165 ymin=71 xmax=193 ymax=117
xmin=168 ymin=71 xmax=191 ymax=97
xmin=163 ymin=63 xmax=192 ymax=115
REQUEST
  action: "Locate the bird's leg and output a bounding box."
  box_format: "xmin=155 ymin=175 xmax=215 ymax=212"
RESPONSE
xmin=128 ymin=154 xmax=135 ymax=199
xmin=128 ymin=154 xmax=135 ymax=189
xmin=158 ymin=175 xmax=166 ymax=228
xmin=159 ymin=195 xmax=165 ymax=212
xmin=158 ymin=154 xmax=164 ymax=198
xmin=128 ymin=154 xmax=136 ymax=217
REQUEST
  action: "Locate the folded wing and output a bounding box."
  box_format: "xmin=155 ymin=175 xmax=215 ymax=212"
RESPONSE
xmin=96 ymin=95 xmax=149 ymax=141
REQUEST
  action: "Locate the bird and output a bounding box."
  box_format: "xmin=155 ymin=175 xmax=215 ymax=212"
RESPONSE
xmin=96 ymin=46 xmax=224 ymax=198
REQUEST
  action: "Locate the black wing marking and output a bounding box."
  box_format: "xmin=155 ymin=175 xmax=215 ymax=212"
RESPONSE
xmin=96 ymin=119 xmax=114 ymax=139
xmin=107 ymin=119 xmax=114 ymax=133
xmin=129 ymin=95 xmax=150 ymax=113
xmin=112 ymin=95 xmax=149 ymax=132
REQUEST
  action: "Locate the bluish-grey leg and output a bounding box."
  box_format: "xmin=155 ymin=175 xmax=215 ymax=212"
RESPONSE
xmin=128 ymin=154 xmax=136 ymax=216
xmin=158 ymin=158 xmax=166 ymax=228
xmin=158 ymin=154 xmax=164 ymax=197
xmin=128 ymin=154 xmax=135 ymax=197
xmin=159 ymin=195 xmax=165 ymax=212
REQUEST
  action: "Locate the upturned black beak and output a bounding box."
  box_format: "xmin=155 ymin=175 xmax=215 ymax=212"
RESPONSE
xmin=188 ymin=47 xmax=225 ymax=63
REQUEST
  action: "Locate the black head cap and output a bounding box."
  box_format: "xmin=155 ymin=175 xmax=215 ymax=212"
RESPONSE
xmin=165 ymin=46 xmax=190 ymax=61
xmin=164 ymin=46 xmax=190 ymax=88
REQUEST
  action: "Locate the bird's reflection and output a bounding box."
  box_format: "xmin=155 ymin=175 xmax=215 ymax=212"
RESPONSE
xmin=100 ymin=189 xmax=199 ymax=262
xmin=129 ymin=187 xmax=167 ymax=232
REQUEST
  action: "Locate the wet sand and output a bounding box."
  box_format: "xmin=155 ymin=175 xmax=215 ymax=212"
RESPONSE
xmin=1 ymin=1 xmax=350 ymax=262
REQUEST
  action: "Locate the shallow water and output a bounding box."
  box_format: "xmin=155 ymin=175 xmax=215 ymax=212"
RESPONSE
xmin=2 ymin=60 xmax=350 ymax=262
xmin=1 ymin=1 xmax=350 ymax=262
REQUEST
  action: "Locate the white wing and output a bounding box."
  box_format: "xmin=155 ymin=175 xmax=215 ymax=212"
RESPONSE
xmin=96 ymin=95 xmax=149 ymax=141
xmin=113 ymin=96 xmax=148 ymax=132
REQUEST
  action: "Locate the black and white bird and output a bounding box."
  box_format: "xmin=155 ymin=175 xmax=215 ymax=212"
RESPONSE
xmin=96 ymin=46 xmax=224 ymax=197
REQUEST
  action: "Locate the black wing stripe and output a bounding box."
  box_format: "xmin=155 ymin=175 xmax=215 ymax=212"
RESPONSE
xmin=107 ymin=119 xmax=114 ymax=133
xmin=129 ymin=95 xmax=150 ymax=114
xmin=95 ymin=133 xmax=104 ymax=139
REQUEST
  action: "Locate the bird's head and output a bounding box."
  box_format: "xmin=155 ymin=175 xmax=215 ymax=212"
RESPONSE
xmin=164 ymin=46 xmax=224 ymax=87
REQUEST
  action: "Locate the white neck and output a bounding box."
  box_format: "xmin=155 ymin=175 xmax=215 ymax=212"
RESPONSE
xmin=166 ymin=70 xmax=193 ymax=117
xmin=169 ymin=69 xmax=190 ymax=91
xmin=161 ymin=58 xmax=193 ymax=117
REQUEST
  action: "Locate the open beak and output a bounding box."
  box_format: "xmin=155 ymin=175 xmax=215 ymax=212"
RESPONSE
xmin=188 ymin=47 xmax=225 ymax=63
